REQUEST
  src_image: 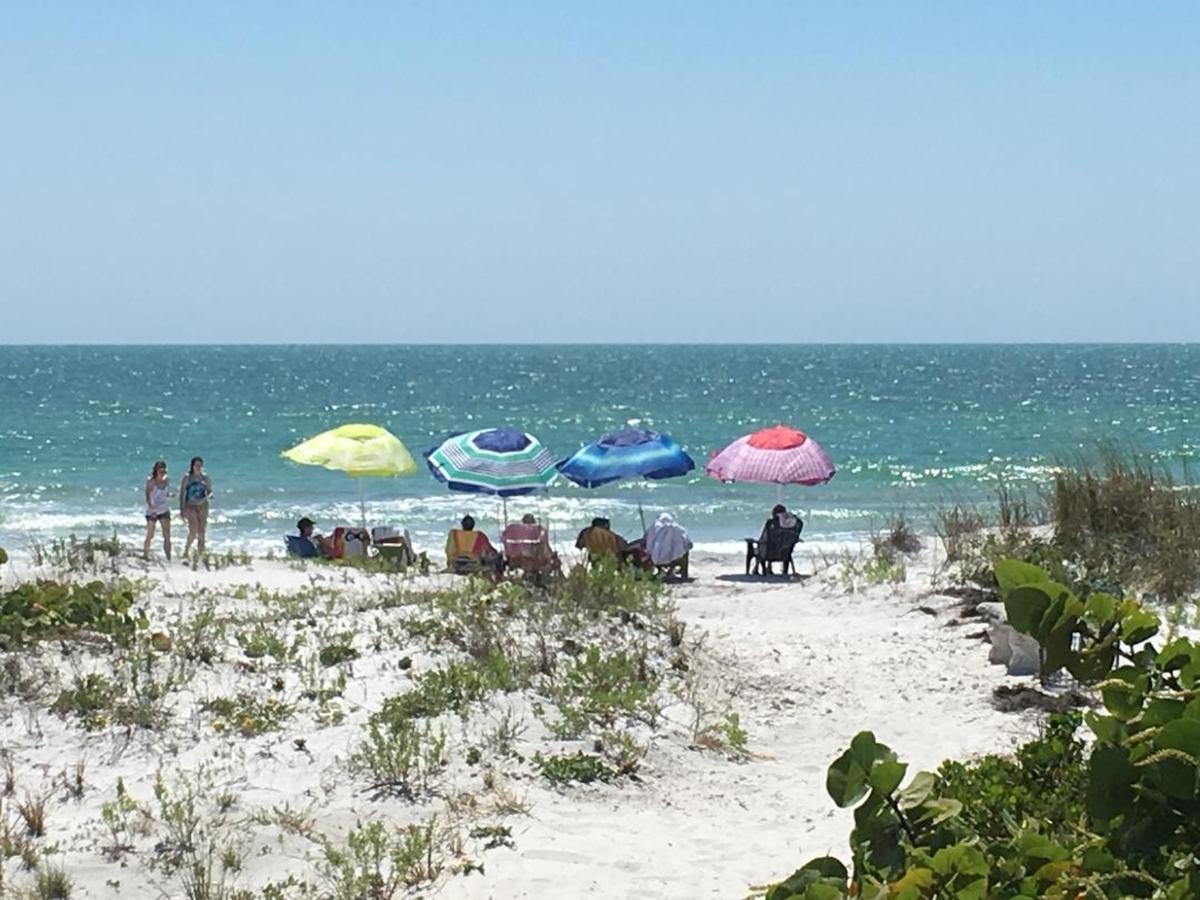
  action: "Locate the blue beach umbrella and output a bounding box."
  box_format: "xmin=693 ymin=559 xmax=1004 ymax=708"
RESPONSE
xmin=557 ymin=428 xmax=695 ymax=529
xmin=424 ymin=428 xmax=559 ymax=498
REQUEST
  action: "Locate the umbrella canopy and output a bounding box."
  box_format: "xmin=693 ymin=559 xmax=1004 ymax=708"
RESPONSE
xmin=557 ymin=428 xmax=695 ymax=488
xmin=281 ymin=423 xmax=417 ymax=478
xmin=706 ymin=425 xmax=835 ymax=486
xmin=424 ymin=428 xmax=558 ymax=497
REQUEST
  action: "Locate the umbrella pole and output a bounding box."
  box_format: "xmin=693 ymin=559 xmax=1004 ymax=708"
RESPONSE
xmin=637 ymin=480 xmax=647 ymax=534
xmin=358 ymin=479 xmax=367 ymax=531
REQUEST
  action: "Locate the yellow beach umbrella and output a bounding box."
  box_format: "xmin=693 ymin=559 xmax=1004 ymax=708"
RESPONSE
xmin=282 ymin=423 xmax=417 ymax=526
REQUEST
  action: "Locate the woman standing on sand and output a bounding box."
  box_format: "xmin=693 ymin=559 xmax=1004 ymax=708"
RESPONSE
xmin=143 ymin=460 xmax=172 ymax=560
xmin=180 ymin=456 xmax=212 ymax=557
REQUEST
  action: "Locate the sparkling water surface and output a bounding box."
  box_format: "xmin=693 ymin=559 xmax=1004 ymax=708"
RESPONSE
xmin=0 ymin=345 xmax=1196 ymax=556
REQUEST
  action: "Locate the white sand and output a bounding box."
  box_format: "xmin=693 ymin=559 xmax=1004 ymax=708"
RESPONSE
xmin=0 ymin=543 xmax=1039 ymax=898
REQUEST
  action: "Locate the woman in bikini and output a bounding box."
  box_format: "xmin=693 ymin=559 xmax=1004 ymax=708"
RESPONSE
xmin=143 ymin=460 xmax=172 ymax=560
xmin=180 ymin=456 xmax=213 ymax=557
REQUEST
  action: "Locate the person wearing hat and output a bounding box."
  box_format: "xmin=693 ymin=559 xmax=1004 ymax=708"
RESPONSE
xmin=295 ymin=517 xmax=334 ymax=559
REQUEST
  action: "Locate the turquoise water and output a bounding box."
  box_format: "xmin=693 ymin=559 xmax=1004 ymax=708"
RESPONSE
xmin=1 ymin=345 xmax=1197 ymax=555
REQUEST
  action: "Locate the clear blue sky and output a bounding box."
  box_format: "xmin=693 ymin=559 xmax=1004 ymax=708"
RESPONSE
xmin=1 ymin=3 xmax=1197 ymax=343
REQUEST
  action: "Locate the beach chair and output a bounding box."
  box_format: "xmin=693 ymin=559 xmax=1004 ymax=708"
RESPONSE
xmin=372 ymin=527 xmax=415 ymax=568
xmin=502 ymin=523 xmax=559 ymax=579
xmin=654 ymin=553 xmax=690 ymax=580
xmin=644 ymin=514 xmax=692 ymax=581
xmin=446 ymin=529 xmax=503 ymax=577
xmin=284 ymin=534 xmax=320 ymax=559
xmin=745 ymin=520 xmax=803 ymax=576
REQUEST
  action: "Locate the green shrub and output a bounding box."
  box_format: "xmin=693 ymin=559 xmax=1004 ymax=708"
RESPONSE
xmin=320 ymin=819 xmax=443 ymax=898
xmin=533 ymin=752 xmax=615 ymax=785
xmin=381 ymin=653 xmax=516 ymax=721
xmin=559 ymin=558 xmax=667 ymax=618
xmin=201 ymin=694 xmax=294 ymax=738
xmin=762 ymin=558 xmax=1200 ymax=899
xmin=0 ymin=580 xmax=146 ymax=649
xmin=934 ymin=712 xmax=1087 ymax=843
xmin=549 ymin=644 xmax=660 ymax=738
xmin=318 ymin=636 xmax=359 ymax=667
xmin=51 ymin=674 xmax=121 ymax=731
xmin=352 ymin=716 xmax=447 ymax=798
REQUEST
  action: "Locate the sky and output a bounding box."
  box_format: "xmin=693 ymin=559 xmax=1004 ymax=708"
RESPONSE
xmin=1 ymin=3 xmax=1197 ymax=344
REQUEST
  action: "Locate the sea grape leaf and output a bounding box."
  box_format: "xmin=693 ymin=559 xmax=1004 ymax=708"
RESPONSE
xmin=994 ymin=559 xmax=1051 ymax=598
xmin=1005 ymin=585 xmax=1053 ymax=637
xmin=1141 ymin=698 xmax=1187 ymax=728
xmin=915 ymin=797 xmax=963 ymax=826
xmin=1155 ymin=718 xmax=1200 ymax=757
xmin=1066 ymin=640 xmax=1116 ymax=683
xmin=1016 ymin=832 xmax=1071 ymax=863
xmin=826 ymin=732 xmax=887 ymax=808
xmin=1100 ymin=667 xmax=1146 ymax=721
xmin=1087 ymin=743 xmax=1134 ymax=822
xmin=1084 ymin=591 xmax=1119 ymax=626
xmin=1156 ymin=637 xmax=1194 ymax=670
xmin=868 ymin=758 xmax=907 ymax=798
xmin=896 ymin=771 xmax=937 ymax=810
xmin=890 ymin=868 xmax=934 ymax=897
xmin=1080 ymin=846 xmax=1118 ymax=874
xmin=765 ymin=857 xmax=849 ymax=900
xmin=1040 ymin=624 xmax=1075 ymax=677
xmin=1033 ymin=860 xmax=1073 ymax=883
xmin=1121 ymin=608 xmax=1160 ymax=645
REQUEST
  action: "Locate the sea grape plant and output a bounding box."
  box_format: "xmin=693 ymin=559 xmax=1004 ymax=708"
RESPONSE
xmin=0 ymin=579 xmax=146 ymax=649
xmin=766 ymin=558 xmax=1200 ymax=899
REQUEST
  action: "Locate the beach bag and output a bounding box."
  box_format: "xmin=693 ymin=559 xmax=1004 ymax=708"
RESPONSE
xmin=343 ymin=529 xmax=368 ymax=558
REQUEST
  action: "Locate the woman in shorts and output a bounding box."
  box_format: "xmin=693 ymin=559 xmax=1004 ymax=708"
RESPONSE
xmin=180 ymin=456 xmax=213 ymax=557
xmin=143 ymin=460 xmax=172 ymax=560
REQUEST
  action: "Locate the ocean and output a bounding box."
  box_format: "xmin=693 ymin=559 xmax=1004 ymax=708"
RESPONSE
xmin=1 ymin=344 xmax=1196 ymax=557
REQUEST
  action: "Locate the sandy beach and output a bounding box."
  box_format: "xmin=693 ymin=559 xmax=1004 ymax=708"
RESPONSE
xmin=0 ymin=541 xmax=1039 ymax=898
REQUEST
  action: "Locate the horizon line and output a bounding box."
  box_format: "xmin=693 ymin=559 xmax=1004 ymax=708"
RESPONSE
xmin=3 ymin=340 xmax=1200 ymax=349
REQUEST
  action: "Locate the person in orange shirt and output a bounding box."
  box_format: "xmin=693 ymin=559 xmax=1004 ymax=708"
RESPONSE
xmin=445 ymin=515 xmax=502 ymax=575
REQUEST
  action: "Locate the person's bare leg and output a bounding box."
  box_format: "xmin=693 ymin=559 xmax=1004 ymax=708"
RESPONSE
xmin=196 ymin=505 xmax=208 ymax=555
xmin=143 ymin=519 xmax=155 ymax=558
xmin=162 ymin=517 xmax=172 ymax=561
xmin=183 ymin=510 xmax=196 ymax=557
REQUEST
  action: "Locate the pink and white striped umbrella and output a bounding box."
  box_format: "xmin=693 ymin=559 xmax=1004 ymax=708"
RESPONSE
xmin=705 ymin=425 xmax=836 ymax=486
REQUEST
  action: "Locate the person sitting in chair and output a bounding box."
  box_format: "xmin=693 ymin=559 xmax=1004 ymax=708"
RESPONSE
xmin=288 ymin=517 xmax=334 ymax=559
xmin=643 ymin=512 xmax=693 ymax=573
xmin=445 ymin=515 xmax=502 ymax=575
xmin=575 ymin=516 xmax=626 ymax=563
xmin=502 ymin=514 xmax=559 ymax=573
xmin=576 ymin=517 xmax=652 ymax=569
xmin=750 ymin=504 xmax=804 ymax=574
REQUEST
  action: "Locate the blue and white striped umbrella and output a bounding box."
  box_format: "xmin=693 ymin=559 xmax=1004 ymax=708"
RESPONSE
xmin=557 ymin=429 xmax=695 ymax=488
xmin=424 ymin=428 xmax=559 ymax=497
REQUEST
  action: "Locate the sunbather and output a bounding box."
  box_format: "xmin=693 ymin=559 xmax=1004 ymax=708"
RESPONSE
xmin=643 ymin=512 xmax=693 ymax=569
xmin=757 ymin=505 xmax=801 ymax=548
xmin=747 ymin=504 xmax=804 ymax=574
xmin=575 ymin=516 xmax=624 ymax=562
xmin=287 ymin=517 xmax=333 ymax=559
xmin=445 ymin=515 xmax=502 ymax=575
xmin=575 ymin=517 xmax=651 ymax=569
xmin=502 ymin=514 xmax=559 ymax=573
